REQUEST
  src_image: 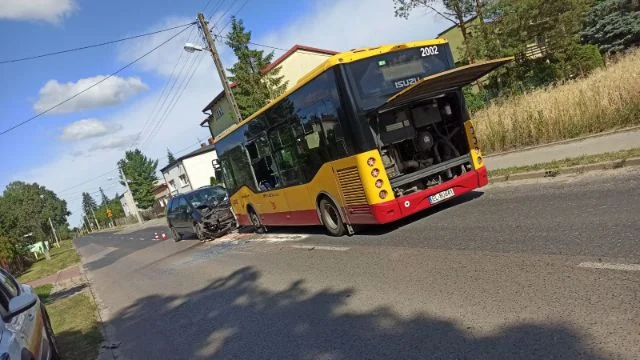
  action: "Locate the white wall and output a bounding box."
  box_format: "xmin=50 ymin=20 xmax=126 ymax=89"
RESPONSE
xmin=182 ymin=150 xmax=218 ymax=190
xmin=162 ymin=162 xmax=193 ymax=196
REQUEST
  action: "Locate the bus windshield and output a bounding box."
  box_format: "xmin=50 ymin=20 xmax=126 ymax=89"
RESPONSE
xmin=346 ymin=44 xmax=453 ymax=111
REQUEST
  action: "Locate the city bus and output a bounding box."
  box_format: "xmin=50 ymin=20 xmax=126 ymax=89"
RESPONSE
xmin=213 ymin=38 xmax=512 ymax=236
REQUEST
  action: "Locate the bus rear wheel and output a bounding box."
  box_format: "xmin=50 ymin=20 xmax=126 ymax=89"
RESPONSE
xmin=319 ymin=198 xmax=346 ymax=237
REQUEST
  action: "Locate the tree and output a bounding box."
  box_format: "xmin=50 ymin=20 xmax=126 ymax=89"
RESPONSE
xmin=167 ymin=149 xmax=176 ymax=165
xmin=81 ymin=192 xmax=97 ymax=217
xmin=99 ymin=187 xmax=109 ymax=206
xmin=118 ymin=149 xmax=158 ymax=209
xmin=394 ymin=0 xmax=478 ymax=62
xmin=582 ymin=0 xmax=640 ymax=54
xmin=225 ymin=17 xmax=288 ymax=118
xmin=0 ymin=182 xmax=70 ymax=248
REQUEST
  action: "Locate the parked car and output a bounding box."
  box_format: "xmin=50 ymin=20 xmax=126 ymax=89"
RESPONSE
xmin=0 ymin=268 xmax=60 ymax=360
xmin=166 ymin=185 xmax=236 ymax=241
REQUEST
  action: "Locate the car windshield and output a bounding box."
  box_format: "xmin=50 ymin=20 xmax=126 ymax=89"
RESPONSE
xmin=345 ymin=44 xmax=453 ymax=111
xmin=184 ymin=187 xmax=227 ymax=208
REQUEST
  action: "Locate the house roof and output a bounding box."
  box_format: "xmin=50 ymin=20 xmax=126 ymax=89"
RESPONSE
xmin=160 ymin=143 xmax=216 ymax=173
xmin=437 ymin=16 xmax=478 ymax=37
xmin=201 ymin=44 xmax=338 ymax=113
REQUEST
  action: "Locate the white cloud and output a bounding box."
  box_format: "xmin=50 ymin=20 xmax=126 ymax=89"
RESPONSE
xmin=0 ymin=0 xmax=75 ymax=23
xmin=34 ymin=75 xmax=148 ymax=114
xmin=60 ymin=118 xmax=122 ymax=141
xmin=257 ymin=0 xmax=447 ymax=54
xmin=89 ymin=134 xmax=139 ymax=152
xmin=15 ymin=0 xmax=451 ymax=225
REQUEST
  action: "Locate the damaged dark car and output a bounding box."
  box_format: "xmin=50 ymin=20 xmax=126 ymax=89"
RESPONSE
xmin=166 ymin=185 xmax=236 ymax=241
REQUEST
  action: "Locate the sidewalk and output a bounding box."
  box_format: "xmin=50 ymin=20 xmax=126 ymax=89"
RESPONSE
xmin=28 ymin=265 xmax=82 ymax=288
xmin=485 ymin=128 xmax=640 ymax=170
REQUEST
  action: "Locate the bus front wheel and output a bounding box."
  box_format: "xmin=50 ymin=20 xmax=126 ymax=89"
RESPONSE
xmin=319 ymin=198 xmax=346 ymax=237
xmin=248 ymin=207 xmax=265 ymax=234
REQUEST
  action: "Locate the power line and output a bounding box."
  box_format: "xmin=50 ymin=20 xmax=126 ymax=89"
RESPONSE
xmin=217 ymin=0 xmax=251 ymax=34
xmin=143 ymin=54 xmax=204 ymax=147
xmin=0 ymin=24 xmax=194 ymax=137
xmin=0 ymin=22 xmax=195 ymax=65
xmin=129 ymin=25 xmax=199 ymax=149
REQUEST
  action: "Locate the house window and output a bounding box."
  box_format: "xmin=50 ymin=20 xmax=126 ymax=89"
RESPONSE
xmin=179 ymin=174 xmax=189 ymax=187
xmin=168 ymin=180 xmax=176 ymax=192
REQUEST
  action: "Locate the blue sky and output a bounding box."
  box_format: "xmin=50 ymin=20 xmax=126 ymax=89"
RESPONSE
xmin=0 ymin=0 xmax=447 ymax=225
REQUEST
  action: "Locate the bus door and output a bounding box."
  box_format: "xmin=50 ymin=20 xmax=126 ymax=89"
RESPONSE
xmin=245 ymin=134 xmax=292 ymax=224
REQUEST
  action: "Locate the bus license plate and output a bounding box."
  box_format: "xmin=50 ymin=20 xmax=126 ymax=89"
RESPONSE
xmin=429 ymin=189 xmax=455 ymax=204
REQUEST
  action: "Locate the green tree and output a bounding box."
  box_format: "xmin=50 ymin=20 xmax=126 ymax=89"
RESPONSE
xmin=394 ymin=0 xmax=478 ymax=61
xmin=225 ymin=17 xmax=288 ymax=118
xmin=0 ymin=182 xmax=70 ymax=247
xmin=81 ymin=192 xmax=97 ymax=217
xmin=118 ymin=149 xmax=158 ymax=209
xmin=167 ymin=149 xmax=176 ymax=165
xmin=99 ymin=187 xmax=109 ymax=206
xmin=582 ymin=0 xmax=640 ymax=54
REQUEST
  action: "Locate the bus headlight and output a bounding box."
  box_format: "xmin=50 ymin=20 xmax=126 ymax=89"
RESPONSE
xmin=375 ymin=179 xmax=384 ymax=188
xmin=371 ymin=168 xmax=380 ymax=178
xmin=367 ymin=157 xmax=376 ymax=167
xmin=379 ymin=190 xmax=388 ymax=199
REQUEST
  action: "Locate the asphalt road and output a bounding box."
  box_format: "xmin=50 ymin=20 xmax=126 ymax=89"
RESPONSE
xmin=75 ymin=168 xmax=640 ymax=360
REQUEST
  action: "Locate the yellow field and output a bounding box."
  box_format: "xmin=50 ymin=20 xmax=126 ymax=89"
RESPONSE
xmin=474 ymin=50 xmax=640 ymax=153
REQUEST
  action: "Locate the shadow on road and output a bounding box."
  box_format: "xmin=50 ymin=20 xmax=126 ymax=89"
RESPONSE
xmin=108 ymin=266 xmax=609 ymax=359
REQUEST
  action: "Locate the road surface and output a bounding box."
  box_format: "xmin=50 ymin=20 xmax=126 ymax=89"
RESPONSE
xmin=75 ymin=168 xmax=640 ymax=360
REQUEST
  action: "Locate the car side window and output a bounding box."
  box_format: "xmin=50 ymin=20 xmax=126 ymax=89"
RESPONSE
xmin=0 ymin=270 xmax=20 ymax=299
xmin=176 ymin=197 xmax=189 ymax=212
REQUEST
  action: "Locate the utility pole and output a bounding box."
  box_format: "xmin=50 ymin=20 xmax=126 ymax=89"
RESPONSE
xmin=47 ymin=217 xmax=60 ymax=247
xmin=120 ymin=166 xmax=143 ymax=224
xmin=84 ymin=215 xmax=93 ymax=232
xmin=197 ymin=12 xmax=242 ymax=124
xmin=90 ymin=207 xmax=101 ymax=230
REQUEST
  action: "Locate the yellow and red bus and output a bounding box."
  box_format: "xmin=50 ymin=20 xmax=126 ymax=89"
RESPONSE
xmin=213 ymin=39 xmax=511 ymax=236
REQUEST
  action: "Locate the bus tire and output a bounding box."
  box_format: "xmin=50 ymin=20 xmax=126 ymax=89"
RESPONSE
xmin=248 ymin=206 xmax=265 ymax=234
xmin=319 ymin=198 xmax=346 ymax=237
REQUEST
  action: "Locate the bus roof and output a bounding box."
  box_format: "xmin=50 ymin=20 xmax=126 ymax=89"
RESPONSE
xmin=213 ymin=38 xmax=448 ymax=144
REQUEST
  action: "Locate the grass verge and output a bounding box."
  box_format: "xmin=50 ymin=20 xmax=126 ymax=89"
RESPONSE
xmin=474 ymin=50 xmax=640 ymax=153
xmin=48 ymin=293 xmax=103 ymax=360
xmin=488 ymin=148 xmax=640 ymax=178
xmin=18 ymin=239 xmax=80 ymax=283
xmin=35 ymin=284 xmax=53 ymax=303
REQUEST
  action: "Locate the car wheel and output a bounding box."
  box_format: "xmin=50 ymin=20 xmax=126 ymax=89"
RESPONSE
xmin=42 ymin=305 xmax=61 ymax=360
xmin=171 ymin=227 xmax=182 ymax=242
xmin=319 ymin=198 xmax=346 ymax=237
xmin=193 ymin=223 xmax=206 ymax=241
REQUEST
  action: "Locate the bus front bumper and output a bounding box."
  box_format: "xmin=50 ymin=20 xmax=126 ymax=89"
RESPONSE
xmin=368 ymin=166 xmax=488 ymax=224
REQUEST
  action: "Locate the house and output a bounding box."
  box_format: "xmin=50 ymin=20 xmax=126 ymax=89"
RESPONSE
xmin=200 ymin=44 xmax=339 ymax=140
xmin=161 ymin=142 xmax=218 ymax=196
xmin=152 ymin=180 xmax=170 ymax=211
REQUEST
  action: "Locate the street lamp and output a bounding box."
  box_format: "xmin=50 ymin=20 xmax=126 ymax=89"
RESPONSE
xmin=184 ymin=42 xmax=206 ymax=53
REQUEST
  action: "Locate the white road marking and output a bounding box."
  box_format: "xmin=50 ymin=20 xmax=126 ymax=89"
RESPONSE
xmin=290 ymin=245 xmax=350 ymax=251
xmin=578 ymin=262 xmax=640 ymax=271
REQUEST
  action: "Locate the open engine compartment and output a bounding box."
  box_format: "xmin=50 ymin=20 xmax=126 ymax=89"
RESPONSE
xmin=370 ymin=91 xmax=472 ymax=197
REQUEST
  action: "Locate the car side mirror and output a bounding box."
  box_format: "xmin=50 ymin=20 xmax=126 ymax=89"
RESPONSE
xmin=3 ymin=293 xmax=37 ymax=321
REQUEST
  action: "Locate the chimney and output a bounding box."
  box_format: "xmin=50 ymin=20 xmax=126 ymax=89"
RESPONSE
xmin=208 ymin=137 xmax=214 ymax=145
xmin=200 ymin=143 xmax=206 ymax=148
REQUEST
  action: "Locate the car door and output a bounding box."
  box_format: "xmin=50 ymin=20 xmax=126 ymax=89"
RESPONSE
xmin=166 ymin=197 xmax=179 ymax=228
xmin=0 ymin=270 xmax=44 ymax=360
xmin=174 ymin=197 xmax=191 ymax=230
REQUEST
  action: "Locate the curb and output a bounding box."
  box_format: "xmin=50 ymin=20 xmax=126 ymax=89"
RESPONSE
xmin=490 ymin=157 xmax=640 ymax=183
xmin=484 ymin=126 xmax=640 ymax=158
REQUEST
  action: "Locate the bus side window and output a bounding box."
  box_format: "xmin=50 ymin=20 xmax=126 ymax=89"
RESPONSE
xmin=246 ymin=136 xmax=280 ymax=191
xmin=269 ymin=125 xmax=304 ymax=187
